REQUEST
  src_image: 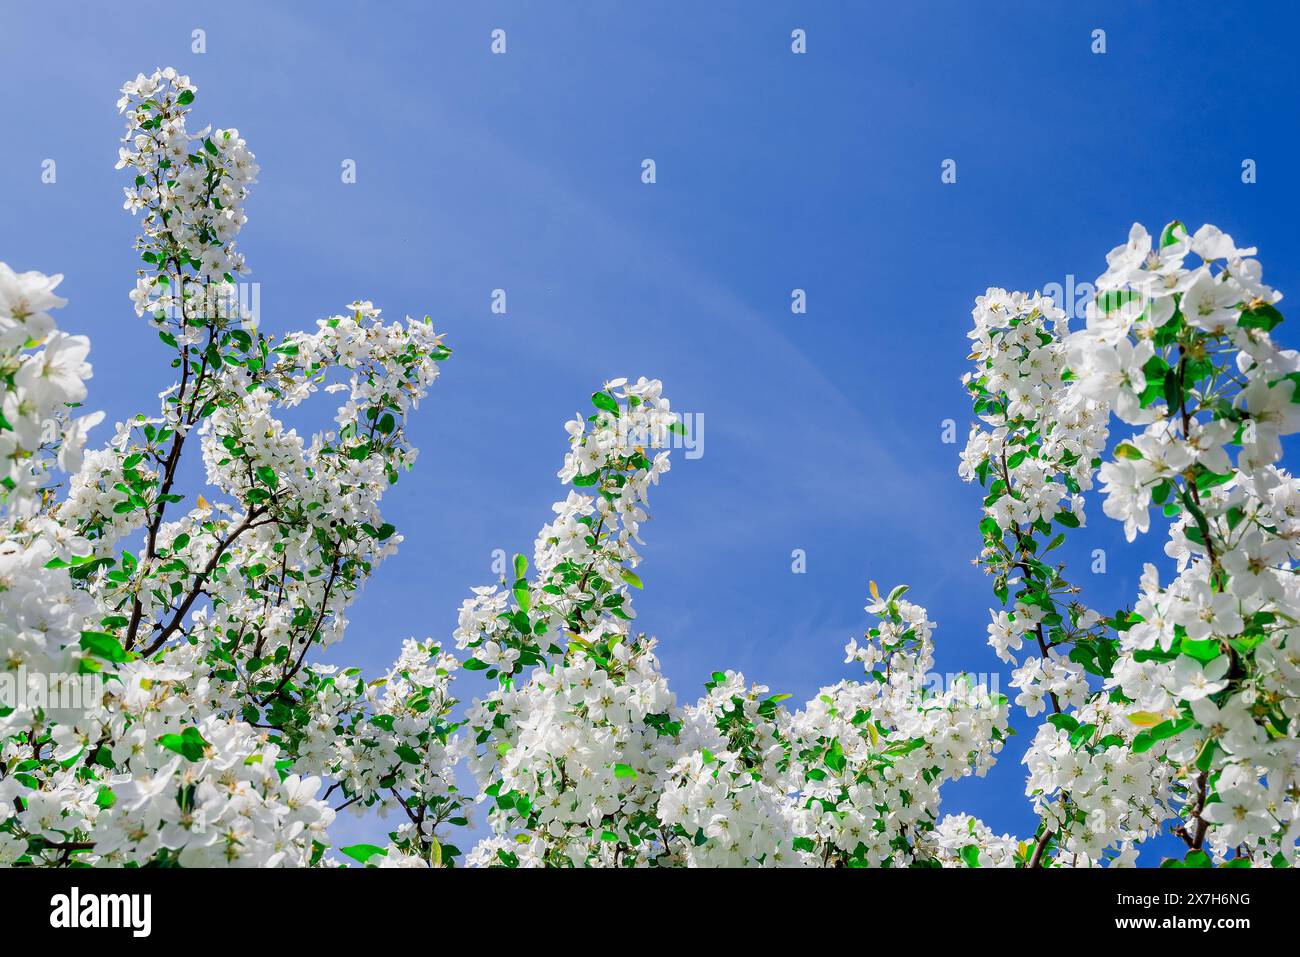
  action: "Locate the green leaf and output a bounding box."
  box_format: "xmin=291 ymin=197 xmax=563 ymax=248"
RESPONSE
xmin=340 ymin=843 xmax=388 ymax=865
xmin=1194 ymin=470 xmax=1234 ymax=492
xmin=1114 ymin=443 xmax=1144 ymax=460
xmin=1133 ymin=716 xmax=1195 ymax=753
xmin=960 ymin=844 xmax=982 ymax=868
xmin=1064 ymin=722 xmax=1095 ymax=750
xmin=80 ymin=631 xmax=128 ymax=663
xmin=591 ymin=392 xmax=620 ymax=416
xmin=1179 ymin=637 xmax=1221 ymax=663
xmin=824 ymin=738 xmax=846 ymax=773
xmin=1054 ymin=511 xmax=1080 ymax=529
xmin=1151 ymin=716 xmax=1195 ymax=742
xmin=1162 ymin=368 xmax=1180 ymax=409
xmin=1159 ymin=220 xmax=1186 ymax=248
xmin=613 ymin=763 xmax=638 ymax=779
xmin=620 ymin=568 xmax=643 ymax=589
xmin=1240 ymin=303 xmax=1283 ymax=332
xmin=513 ymin=554 xmax=527 ymax=579
xmin=1097 ymin=288 xmax=1140 ymax=314
xmin=1048 ymin=713 xmax=1080 ymax=734
xmin=1196 ymin=739 xmax=1218 ymax=773
xmin=176 ymin=89 xmax=195 ymax=106
xmin=158 ymin=726 xmax=210 ymax=762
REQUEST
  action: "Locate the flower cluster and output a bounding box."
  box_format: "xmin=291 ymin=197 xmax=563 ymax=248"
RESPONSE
xmin=459 ymin=382 xmax=692 ymax=866
xmin=0 ymin=265 xmax=101 ymax=515
xmin=957 ymin=222 xmax=1300 ymax=867
xmin=962 ymin=290 xmax=1109 ymax=723
xmin=0 ymin=70 xmax=452 ymax=868
xmin=458 ymin=383 xmax=1007 ymax=867
xmin=786 ymin=587 xmax=1009 ymax=866
xmin=295 ymin=639 xmax=467 ymax=867
xmin=958 ymin=286 xmax=1141 ymax=864
xmin=921 ymin=812 xmax=1021 ymax=868
xmin=117 ymin=67 xmax=257 ymax=328
xmin=1070 ymin=223 xmax=1300 ymax=865
xmin=8 ymin=66 xmax=1300 ymax=871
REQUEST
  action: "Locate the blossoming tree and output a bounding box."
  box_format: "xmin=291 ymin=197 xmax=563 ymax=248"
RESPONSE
xmin=2 ymin=68 xmax=456 ymax=867
xmin=2 ymin=69 xmax=1297 ymax=868
xmin=958 ymin=222 xmax=1300 ymax=868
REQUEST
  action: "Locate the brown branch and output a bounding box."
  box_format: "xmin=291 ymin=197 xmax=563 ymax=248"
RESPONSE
xmin=258 ymin=559 xmax=342 ymax=703
xmin=138 ymin=508 xmax=270 ymax=655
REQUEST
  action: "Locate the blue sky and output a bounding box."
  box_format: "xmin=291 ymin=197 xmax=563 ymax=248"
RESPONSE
xmin=4 ymin=1 xmax=1298 ymax=857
